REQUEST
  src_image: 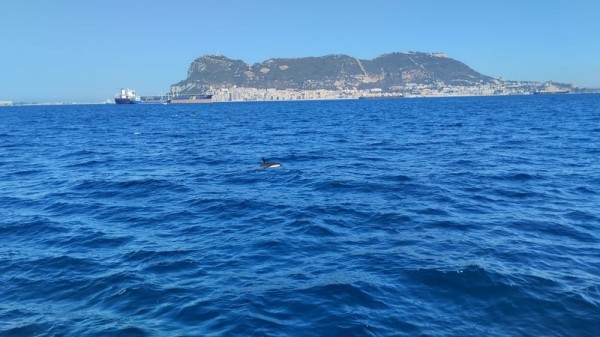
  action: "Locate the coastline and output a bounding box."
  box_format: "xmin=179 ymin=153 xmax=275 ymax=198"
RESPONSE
xmin=2 ymin=91 xmax=595 ymax=107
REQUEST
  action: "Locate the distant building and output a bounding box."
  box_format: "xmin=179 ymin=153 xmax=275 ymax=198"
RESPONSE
xmin=0 ymin=100 xmax=13 ymax=106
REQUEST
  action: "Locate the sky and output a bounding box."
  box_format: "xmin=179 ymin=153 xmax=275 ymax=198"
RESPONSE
xmin=1 ymin=0 xmax=599 ymax=102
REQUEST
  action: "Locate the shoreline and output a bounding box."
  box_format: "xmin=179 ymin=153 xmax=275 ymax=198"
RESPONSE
xmin=3 ymin=91 xmax=595 ymax=107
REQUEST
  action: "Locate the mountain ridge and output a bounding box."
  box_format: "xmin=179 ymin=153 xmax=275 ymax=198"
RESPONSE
xmin=171 ymin=52 xmax=497 ymax=94
xmin=170 ymin=52 xmax=585 ymax=99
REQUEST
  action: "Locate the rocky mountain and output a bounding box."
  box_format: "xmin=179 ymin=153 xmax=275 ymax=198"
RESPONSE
xmin=170 ymin=52 xmax=497 ymax=95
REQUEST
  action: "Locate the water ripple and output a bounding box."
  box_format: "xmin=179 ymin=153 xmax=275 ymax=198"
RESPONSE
xmin=1 ymin=96 xmax=599 ymax=336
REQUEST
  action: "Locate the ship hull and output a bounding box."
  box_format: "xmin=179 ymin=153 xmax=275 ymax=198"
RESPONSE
xmin=167 ymin=94 xmax=213 ymax=104
xmin=114 ymin=98 xmax=138 ymax=104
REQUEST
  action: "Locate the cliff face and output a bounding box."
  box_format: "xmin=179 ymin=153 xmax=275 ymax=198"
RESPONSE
xmin=171 ymin=52 xmax=495 ymax=94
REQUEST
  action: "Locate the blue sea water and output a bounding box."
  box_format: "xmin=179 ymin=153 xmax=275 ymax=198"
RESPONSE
xmin=1 ymin=95 xmax=599 ymax=336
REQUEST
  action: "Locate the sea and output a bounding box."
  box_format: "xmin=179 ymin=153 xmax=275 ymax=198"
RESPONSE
xmin=1 ymin=94 xmax=599 ymax=336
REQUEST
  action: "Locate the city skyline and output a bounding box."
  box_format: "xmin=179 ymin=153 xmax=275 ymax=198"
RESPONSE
xmin=1 ymin=0 xmax=599 ymax=102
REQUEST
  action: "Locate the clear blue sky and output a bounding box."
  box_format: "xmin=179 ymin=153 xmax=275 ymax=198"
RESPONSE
xmin=1 ymin=0 xmax=599 ymax=102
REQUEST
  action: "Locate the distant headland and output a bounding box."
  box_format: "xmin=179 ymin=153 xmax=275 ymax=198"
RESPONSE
xmin=2 ymin=52 xmax=597 ymax=106
xmin=170 ymin=52 xmax=596 ymax=102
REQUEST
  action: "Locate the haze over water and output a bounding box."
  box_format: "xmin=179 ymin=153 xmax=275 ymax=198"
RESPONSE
xmin=1 ymin=95 xmax=599 ymax=336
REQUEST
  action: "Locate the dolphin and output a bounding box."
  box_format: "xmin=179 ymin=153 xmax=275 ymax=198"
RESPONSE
xmin=261 ymin=158 xmax=282 ymax=168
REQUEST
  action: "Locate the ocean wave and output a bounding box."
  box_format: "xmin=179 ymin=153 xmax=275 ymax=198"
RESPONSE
xmin=72 ymin=178 xmax=190 ymax=199
xmin=1 ymin=97 xmax=599 ymax=336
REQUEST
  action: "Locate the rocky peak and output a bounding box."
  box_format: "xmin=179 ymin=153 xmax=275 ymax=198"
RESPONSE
xmin=171 ymin=52 xmax=496 ymax=95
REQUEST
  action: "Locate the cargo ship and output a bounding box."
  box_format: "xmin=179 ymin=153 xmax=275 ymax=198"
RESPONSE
xmin=167 ymin=94 xmax=213 ymax=104
xmin=140 ymin=95 xmax=168 ymax=104
xmin=114 ymin=88 xmax=140 ymax=104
